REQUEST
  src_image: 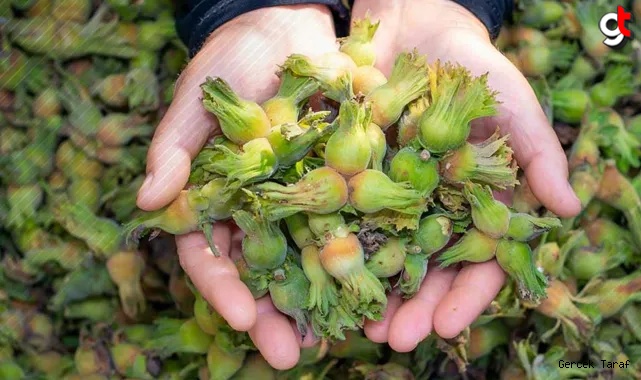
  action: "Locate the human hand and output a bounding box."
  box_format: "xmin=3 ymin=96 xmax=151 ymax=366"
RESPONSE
xmin=351 ymin=0 xmax=582 ymax=352
xmin=135 ymin=5 xmax=339 ymax=369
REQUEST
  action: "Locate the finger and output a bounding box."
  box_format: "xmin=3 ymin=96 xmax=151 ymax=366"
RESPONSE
xmin=291 ymin=321 xmax=320 ymax=348
xmin=249 ymin=297 xmax=301 ymax=370
xmin=176 ymin=228 xmax=257 ymax=331
xmin=493 ymin=189 xmax=513 ymax=206
xmin=363 ymin=291 xmax=403 ymax=343
xmin=433 ymin=260 xmax=506 ymax=339
xmin=465 ymin=46 xmax=581 ymax=218
xmin=489 ymin=59 xmax=580 ymax=218
xmin=387 ymin=265 xmax=457 ymax=352
xmin=136 ymin=16 xmax=313 ymax=211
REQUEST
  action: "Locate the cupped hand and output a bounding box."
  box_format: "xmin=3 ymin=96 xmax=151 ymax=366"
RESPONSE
xmin=135 ymin=5 xmax=338 ymax=369
xmin=352 ymin=0 xmax=582 ymax=352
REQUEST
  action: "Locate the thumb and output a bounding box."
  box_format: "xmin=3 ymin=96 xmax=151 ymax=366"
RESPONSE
xmin=136 ymin=68 xmax=216 ymax=211
xmin=136 ymin=4 xmax=342 ymax=211
xmin=472 ymin=49 xmax=582 ymax=218
xmin=136 ymin=23 xmax=286 ymax=211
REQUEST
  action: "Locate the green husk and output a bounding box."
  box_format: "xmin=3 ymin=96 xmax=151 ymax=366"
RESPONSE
xmin=5 ymin=184 xmax=44 ymax=229
xmin=269 ymin=265 xmax=311 ymax=336
xmin=145 ymin=317 xmax=214 ymax=357
xmin=110 ymin=342 xmax=158 ymax=379
xmin=193 ymin=292 xmax=226 ymax=336
xmin=535 ymin=230 xmax=586 ymax=279
xmin=366 ymin=122 xmax=387 ymax=171
xmin=301 ymin=245 xmax=339 ymax=318
xmin=284 ymin=213 xmax=316 ymax=249
xmin=576 ymin=0 xmax=621 ymax=59
xmin=418 ymin=61 xmax=498 ymax=153
xmin=319 ymin=228 xmax=386 ymax=321
xmin=399 ymin=252 xmax=429 ymax=298
xmin=2 ymin=117 xmax=62 ymax=186
xmin=595 ymin=161 xmax=641 ymax=246
xmin=267 ymin=111 xmax=334 ymax=167
xmin=51 ymin=194 xmax=123 ymax=257
xmin=325 ymin=99 xmax=373 ymax=175
xmin=366 ymin=50 xmax=429 ymax=129
xmin=578 ymin=271 xmax=641 ymax=319
xmin=411 ymin=214 xmax=453 ymax=256
xmin=348 ymin=169 xmax=428 ymax=215
xmin=124 ymin=180 xmax=242 ymax=255
xmin=232 ymin=210 xmax=287 ymax=271
xmin=281 ymin=53 xmax=354 ymax=102
xmin=568 ymin=243 xmax=628 ymax=281
xmin=520 ymin=0 xmax=566 ymax=27
xmin=365 ymin=237 xmax=410 ymax=278
xmin=235 ymin=258 xmax=270 ymax=299
xmin=533 ymin=280 xmax=594 ymax=351
xmin=22 ymin=240 xmax=87 ymax=273
xmin=439 ymin=130 xmax=519 ymax=190
xmin=32 ymin=88 xmax=61 ymax=118
xmin=0 ymin=48 xmax=29 ymax=91
xmin=123 ymin=67 xmax=160 ymax=112
xmin=590 ymin=65 xmax=635 ymax=108
xmin=230 ymin=353 xmax=276 ymax=380
xmin=463 ymin=182 xmax=511 ymax=238
xmin=388 ymin=146 xmax=439 ymax=197
xmin=398 ymin=97 xmax=429 ymax=146
xmin=551 ymin=88 xmax=590 ymax=124
xmin=205 ymin=340 xmax=247 ymax=380
xmin=468 ymin=320 xmax=509 ymax=360
xmin=106 ymin=249 xmax=146 ymax=318
xmin=203 ymin=137 xmax=278 ymax=190
xmin=201 ymin=77 xmax=272 ymax=145
xmin=505 ymin=213 xmax=562 ymax=242
xmin=261 ymin=70 xmax=320 ymax=126
xmin=438 ymin=228 xmax=498 ymax=267
xmin=247 ymin=166 xmax=349 ymax=221
xmin=5 ymin=6 xmax=137 ymax=59
xmin=516 ymin=41 xmax=577 ymax=77
xmin=50 ymin=264 xmax=116 ymax=311
xmin=568 ymin=109 xmax=602 ymax=170
xmin=339 ymin=16 xmax=380 ymax=66
xmin=495 ymin=239 xmax=548 ymax=301
xmin=56 ymin=69 xmax=103 ymax=137
xmin=95 ymin=114 xmax=154 ymax=147
xmin=598 ymin=110 xmax=641 ymax=170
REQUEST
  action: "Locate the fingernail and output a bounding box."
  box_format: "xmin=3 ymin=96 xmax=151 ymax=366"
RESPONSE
xmin=138 ymin=173 xmax=154 ymax=197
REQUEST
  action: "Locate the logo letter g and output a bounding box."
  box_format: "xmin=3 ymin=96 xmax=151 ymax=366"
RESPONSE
xmin=599 ymin=12 xmax=625 ymax=47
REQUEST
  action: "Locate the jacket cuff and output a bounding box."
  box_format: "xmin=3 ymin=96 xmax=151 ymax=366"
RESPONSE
xmin=449 ymin=0 xmax=514 ymax=40
xmin=176 ymin=0 xmax=351 ymax=57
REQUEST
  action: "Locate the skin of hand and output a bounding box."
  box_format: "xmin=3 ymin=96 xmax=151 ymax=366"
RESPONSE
xmin=135 ymin=4 xmax=339 ymax=369
xmin=350 ymin=0 xmax=582 ymax=353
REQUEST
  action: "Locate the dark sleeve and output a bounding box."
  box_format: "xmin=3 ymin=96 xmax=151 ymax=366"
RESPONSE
xmin=175 ymin=0 xmax=351 ymax=57
xmin=449 ymin=0 xmax=514 ymax=39
xmin=176 ymin=0 xmax=512 ymax=57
